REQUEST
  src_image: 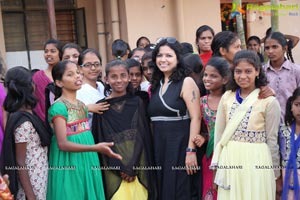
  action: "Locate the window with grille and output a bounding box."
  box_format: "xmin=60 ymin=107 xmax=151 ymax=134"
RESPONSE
xmin=1 ymin=0 xmax=87 ymax=68
xmin=1 ymin=0 xmax=84 ymax=51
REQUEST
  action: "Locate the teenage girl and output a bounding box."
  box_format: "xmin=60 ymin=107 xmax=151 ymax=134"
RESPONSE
xmin=263 ymin=31 xmax=300 ymax=122
xmin=195 ymin=25 xmax=215 ymax=66
xmin=112 ymin=39 xmax=131 ymax=60
xmin=193 ymin=57 xmax=230 ymax=200
xmin=33 ymin=39 xmax=62 ymax=122
xmin=46 ymin=60 xmax=121 ymax=200
xmin=1 ymin=66 xmax=51 ymax=199
xmin=76 ymin=48 xmax=109 ymax=128
xmin=126 ymin=58 xmax=143 ymax=91
xmin=61 ymin=43 xmax=82 ymax=64
xmin=212 ymin=50 xmax=281 ymax=200
xmin=92 ymin=59 xmax=156 ymax=200
xmin=247 ymin=36 xmax=264 ymax=63
xmin=280 ymin=87 xmax=300 ymax=200
xmin=211 ymin=31 xmax=241 ymax=68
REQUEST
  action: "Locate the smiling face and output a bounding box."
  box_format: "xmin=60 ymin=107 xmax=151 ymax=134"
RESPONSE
xmin=203 ymin=65 xmax=227 ymax=92
xmin=156 ymin=45 xmax=178 ymax=77
xmin=81 ymin=52 xmax=102 ymax=82
xmin=197 ymin=30 xmax=214 ymax=53
xmin=44 ymin=43 xmax=60 ymax=66
xmin=129 ymin=66 xmax=142 ymax=89
xmin=106 ymin=65 xmax=130 ymax=97
xmin=234 ymin=60 xmax=259 ymax=92
xmin=62 ymin=48 xmax=80 ymax=64
xmin=56 ymin=62 xmax=82 ymax=91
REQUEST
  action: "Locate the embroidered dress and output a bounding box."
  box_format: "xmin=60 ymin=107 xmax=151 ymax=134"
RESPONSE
xmin=200 ymin=95 xmax=217 ymax=199
xmin=148 ymin=79 xmax=201 ymax=200
xmin=280 ymin=124 xmax=300 ymax=200
xmin=47 ymin=99 xmax=105 ymax=200
xmin=213 ymin=91 xmax=280 ymax=200
xmin=15 ymin=121 xmax=48 ymax=200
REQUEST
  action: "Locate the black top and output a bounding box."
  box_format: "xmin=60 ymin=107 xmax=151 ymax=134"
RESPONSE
xmin=92 ymin=94 xmax=157 ymax=200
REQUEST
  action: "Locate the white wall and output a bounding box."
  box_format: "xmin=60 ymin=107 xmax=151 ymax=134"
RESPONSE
xmin=124 ymin=0 xmax=222 ymax=52
xmin=6 ymin=51 xmax=47 ymax=70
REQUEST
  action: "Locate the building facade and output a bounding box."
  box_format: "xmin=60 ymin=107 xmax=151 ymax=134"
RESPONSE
xmin=0 ymin=0 xmax=299 ymax=70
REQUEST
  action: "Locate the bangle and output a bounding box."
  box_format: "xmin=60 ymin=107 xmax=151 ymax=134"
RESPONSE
xmin=186 ymin=148 xmax=197 ymax=152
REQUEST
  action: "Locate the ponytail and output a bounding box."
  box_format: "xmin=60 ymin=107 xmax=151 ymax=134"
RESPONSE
xmin=287 ymin=40 xmax=294 ymax=63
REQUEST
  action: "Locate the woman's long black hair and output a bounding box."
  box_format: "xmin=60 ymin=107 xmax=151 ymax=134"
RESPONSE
xmin=150 ymin=38 xmax=191 ymax=92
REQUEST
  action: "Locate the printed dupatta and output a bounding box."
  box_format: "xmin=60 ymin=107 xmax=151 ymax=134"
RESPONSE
xmin=282 ymin=122 xmax=300 ymax=200
xmin=210 ymin=88 xmax=260 ymax=189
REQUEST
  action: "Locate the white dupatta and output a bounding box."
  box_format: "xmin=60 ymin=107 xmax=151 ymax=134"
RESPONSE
xmin=210 ymin=88 xmax=260 ymax=189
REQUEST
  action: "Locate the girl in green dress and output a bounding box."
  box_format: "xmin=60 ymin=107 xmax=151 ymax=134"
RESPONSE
xmin=46 ymin=60 xmax=121 ymax=200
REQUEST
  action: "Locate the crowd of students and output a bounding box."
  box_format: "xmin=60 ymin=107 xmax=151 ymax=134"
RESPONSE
xmin=0 ymin=25 xmax=299 ymax=200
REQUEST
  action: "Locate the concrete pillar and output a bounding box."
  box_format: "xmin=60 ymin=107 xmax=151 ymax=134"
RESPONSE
xmin=47 ymin=0 xmax=57 ymax=39
xmin=95 ymin=0 xmax=108 ymax=66
xmin=110 ymin=0 xmax=120 ymax=40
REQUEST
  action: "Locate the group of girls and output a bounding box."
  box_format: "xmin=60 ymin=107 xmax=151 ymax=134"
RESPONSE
xmin=0 ymin=41 xmax=123 ymax=200
xmin=1 ymin=25 xmax=300 ymax=200
xmin=0 ymin=35 xmax=158 ymax=200
xmin=195 ymin=25 xmax=300 ymax=200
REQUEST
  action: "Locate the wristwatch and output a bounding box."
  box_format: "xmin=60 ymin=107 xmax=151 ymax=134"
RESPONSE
xmin=186 ymin=148 xmax=197 ymax=152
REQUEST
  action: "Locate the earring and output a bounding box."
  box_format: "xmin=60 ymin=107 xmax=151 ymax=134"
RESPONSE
xmin=256 ymin=76 xmax=259 ymax=80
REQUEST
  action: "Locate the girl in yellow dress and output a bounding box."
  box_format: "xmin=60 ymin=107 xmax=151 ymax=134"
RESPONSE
xmin=211 ymin=50 xmax=281 ymax=200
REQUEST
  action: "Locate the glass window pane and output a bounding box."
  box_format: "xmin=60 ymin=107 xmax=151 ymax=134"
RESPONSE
xmin=3 ymin=13 xmax=26 ymax=51
xmin=26 ymin=11 xmax=50 ymax=50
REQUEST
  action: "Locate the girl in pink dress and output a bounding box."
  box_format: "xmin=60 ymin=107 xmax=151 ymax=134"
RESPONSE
xmin=193 ymin=57 xmax=230 ymax=200
xmin=33 ymin=39 xmax=62 ymax=122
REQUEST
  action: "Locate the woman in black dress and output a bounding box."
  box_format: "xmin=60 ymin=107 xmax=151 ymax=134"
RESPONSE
xmin=148 ymin=38 xmax=203 ymax=200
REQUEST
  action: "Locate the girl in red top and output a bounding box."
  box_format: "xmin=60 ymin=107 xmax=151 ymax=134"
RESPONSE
xmin=195 ymin=25 xmax=215 ymax=66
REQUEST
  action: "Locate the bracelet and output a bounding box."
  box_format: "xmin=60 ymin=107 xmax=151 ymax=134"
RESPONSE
xmin=186 ymin=151 xmax=196 ymax=154
xmin=186 ymin=148 xmax=197 ymax=152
